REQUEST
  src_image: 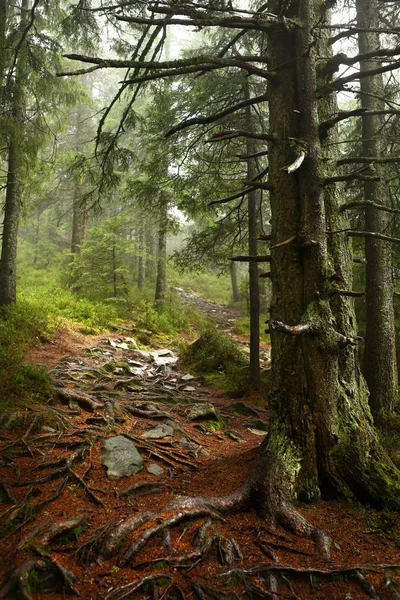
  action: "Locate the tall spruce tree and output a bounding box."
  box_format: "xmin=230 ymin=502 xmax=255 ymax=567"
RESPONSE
xmin=63 ymin=0 xmax=400 ymax=529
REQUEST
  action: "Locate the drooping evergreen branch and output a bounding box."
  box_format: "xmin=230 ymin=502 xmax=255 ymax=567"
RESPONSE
xmin=328 ymin=229 xmax=400 ymax=245
xmin=208 ymin=187 xmax=256 ymax=207
xmin=230 ymin=255 xmax=271 ymax=262
xmin=237 ymin=149 xmax=269 ymax=160
xmin=341 ymin=200 xmax=400 ymax=214
xmin=322 ymin=59 xmax=400 ymax=93
xmin=324 ymin=173 xmax=380 ymax=184
xmin=324 ymin=44 xmax=400 ymax=74
xmin=320 ymin=108 xmax=400 ymax=135
xmin=114 ymin=13 xmax=289 ymax=33
xmin=337 ymin=156 xmax=400 ymax=166
xmin=206 ymin=130 xmax=274 ymax=142
xmin=327 ymin=26 xmax=400 ymax=44
xmin=6 ymin=0 xmax=40 ymax=86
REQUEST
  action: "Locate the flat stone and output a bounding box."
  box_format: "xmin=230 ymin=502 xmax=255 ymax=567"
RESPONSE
xmin=181 ymin=374 xmax=195 ymax=381
xmin=188 ymin=403 xmax=218 ymax=421
xmin=147 ymin=463 xmax=164 ymax=476
xmin=101 ymin=436 xmax=143 ymax=480
xmin=142 ymin=424 xmax=174 ymax=439
xmin=183 ymin=386 xmax=196 ymax=392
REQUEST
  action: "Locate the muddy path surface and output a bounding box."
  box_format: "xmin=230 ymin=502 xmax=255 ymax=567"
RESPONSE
xmin=0 ymin=323 xmax=399 ymax=599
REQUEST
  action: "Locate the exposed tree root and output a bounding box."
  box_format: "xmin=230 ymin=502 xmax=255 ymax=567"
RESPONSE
xmin=119 ymin=508 xmax=224 ymax=566
xmin=103 ymin=573 xmax=172 ymax=600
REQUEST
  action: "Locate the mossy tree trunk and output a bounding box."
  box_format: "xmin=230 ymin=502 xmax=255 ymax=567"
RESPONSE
xmin=0 ymin=0 xmax=29 ymax=306
xmin=229 ymin=261 xmax=240 ymax=303
xmin=257 ymin=0 xmax=400 ymax=509
xmin=355 ymin=0 xmax=397 ymax=419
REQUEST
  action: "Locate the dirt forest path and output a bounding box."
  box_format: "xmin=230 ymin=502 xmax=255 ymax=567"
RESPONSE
xmin=0 ymin=307 xmax=399 ymax=599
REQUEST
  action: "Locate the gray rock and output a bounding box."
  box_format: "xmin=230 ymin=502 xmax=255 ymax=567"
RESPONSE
xmin=147 ymin=463 xmax=164 ymax=476
xmin=188 ymin=403 xmax=218 ymax=421
xmin=181 ymin=374 xmax=195 ymax=381
xmin=142 ymin=424 xmax=174 ymax=439
xmin=101 ymin=436 xmax=143 ymax=480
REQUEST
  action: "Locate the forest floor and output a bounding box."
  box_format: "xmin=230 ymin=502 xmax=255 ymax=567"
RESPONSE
xmin=0 ymin=295 xmax=400 ymax=600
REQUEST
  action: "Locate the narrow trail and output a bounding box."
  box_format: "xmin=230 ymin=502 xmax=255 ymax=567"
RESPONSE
xmin=0 ymin=307 xmax=399 ymax=599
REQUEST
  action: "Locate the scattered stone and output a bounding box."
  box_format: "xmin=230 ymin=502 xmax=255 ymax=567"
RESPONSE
xmin=226 ymin=430 xmax=244 ymax=442
xmin=101 ymin=436 xmax=143 ymax=480
xmin=151 ymin=349 xmax=178 ymax=366
xmin=147 ymin=463 xmax=164 ymax=476
xmin=183 ymin=385 xmax=196 ymax=392
xmin=181 ymin=374 xmax=195 ymax=381
xmin=188 ymin=403 xmax=218 ymax=421
xmin=248 ymin=428 xmax=268 ymax=436
xmin=142 ymin=424 xmax=174 ymax=439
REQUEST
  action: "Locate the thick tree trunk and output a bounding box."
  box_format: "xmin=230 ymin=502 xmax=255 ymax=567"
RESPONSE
xmin=261 ymin=0 xmax=400 ymax=508
xmin=244 ymin=83 xmax=261 ymax=387
xmin=229 ymin=261 xmax=240 ymax=303
xmin=155 ymin=204 xmax=167 ymax=302
xmin=355 ymin=0 xmax=397 ymax=418
xmin=0 ymin=0 xmax=29 ymax=306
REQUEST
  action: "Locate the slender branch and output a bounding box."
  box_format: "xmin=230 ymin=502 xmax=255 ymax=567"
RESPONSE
xmin=114 ymin=13 xmax=289 ymax=33
xmin=353 ymin=256 xmax=367 ymax=264
xmin=328 ymin=26 xmax=400 ymax=45
xmin=206 ymin=130 xmax=275 ymax=142
xmin=237 ymin=149 xmax=269 ymax=160
xmin=324 ymin=174 xmax=380 ymax=184
xmin=319 ymin=108 xmax=367 ymax=135
xmin=330 ymin=290 xmax=365 ymax=297
xmin=341 ymin=200 xmax=400 ymax=215
xmin=323 ymin=59 xmax=400 ymax=92
xmin=208 ymin=187 xmax=256 ymax=207
xmin=328 ymin=229 xmax=400 ymax=244
xmin=165 ymin=92 xmax=269 ymax=138
xmin=230 ymin=255 xmax=271 ymax=262
xmin=337 ymin=156 xmax=400 ymax=166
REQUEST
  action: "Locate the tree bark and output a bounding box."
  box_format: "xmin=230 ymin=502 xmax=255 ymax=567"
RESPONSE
xmin=229 ymin=261 xmax=240 ymax=303
xmin=146 ymin=226 xmax=156 ymax=282
xmin=155 ymin=203 xmax=167 ymax=302
xmin=137 ymin=220 xmax=146 ymax=290
xmin=0 ymin=0 xmax=29 ymax=306
xmin=355 ymin=0 xmax=397 ymax=418
xmin=244 ymin=78 xmax=261 ymax=387
xmin=260 ymin=0 xmax=400 ymax=508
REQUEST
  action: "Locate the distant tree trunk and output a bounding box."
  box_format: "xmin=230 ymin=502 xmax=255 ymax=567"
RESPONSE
xmin=0 ymin=0 xmax=29 ymax=306
xmin=146 ymin=227 xmax=156 ymax=282
xmin=229 ymin=261 xmax=240 ymax=303
xmin=244 ymin=79 xmax=261 ymax=387
xmin=137 ymin=217 xmax=146 ymax=290
xmin=112 ymin=240 xmax=117 ymax=297
xmin=71 ymin=184 xmax=87 ymax=254
xmin=356 ymin=0 xmax=397 ymax=418
xmin=155 ymin=204 xmax=167 ymax=302
xmin=70 ymin=102 xmax=88 ymax=255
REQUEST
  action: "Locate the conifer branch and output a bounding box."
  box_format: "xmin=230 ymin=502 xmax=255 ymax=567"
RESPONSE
xmin=206 ymin=130 xmax=274 ymax=142
xmin=337 ymin=156 xmax=400 ymax=166
xmin=341 ymin=200 xmax=400 ymax=215
xmin=328 ymin=229 xmax=400 ymax=245
xmin=165 ymin=92 xmax=269 ymax=138
xmin=230 ymin=255 xmax=271 ymax=262
xmin=323 ymin=59 xmax=400 ymax=92
xmin=324 ymin=174 xmax=380 ymax=184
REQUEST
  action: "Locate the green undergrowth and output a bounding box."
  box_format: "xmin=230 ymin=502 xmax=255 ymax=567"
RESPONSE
xmin=179 ymin=325 xmax=249 ymax=391
xmin=0 ymin=300 xmax=54 ymax=408
xmin=232 ymin=313 xmax=271 ymax=343
xmin=378 ymin=412 xmax=400 ymax=469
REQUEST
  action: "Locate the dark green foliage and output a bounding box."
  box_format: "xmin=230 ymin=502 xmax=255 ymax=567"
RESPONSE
xmin=180 ymin=325 xmax=248 ymax=389
xmin=0 ymin=302 xmax=52 ymax=406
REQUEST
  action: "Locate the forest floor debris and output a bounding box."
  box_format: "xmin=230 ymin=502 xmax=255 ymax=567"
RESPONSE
xmin=0 ymin=301 xmax=400 ymax=599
